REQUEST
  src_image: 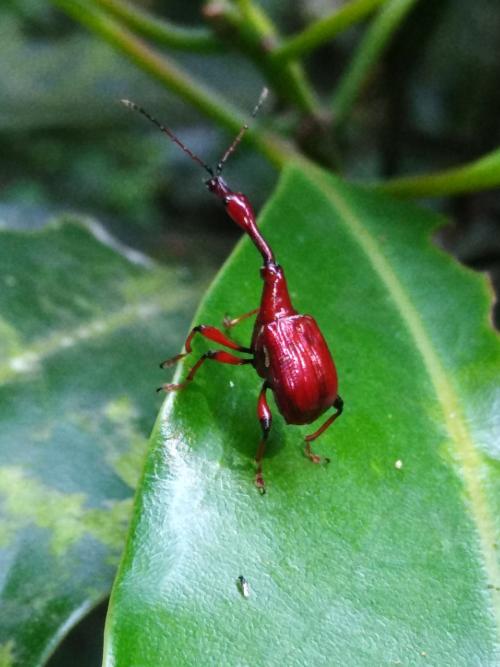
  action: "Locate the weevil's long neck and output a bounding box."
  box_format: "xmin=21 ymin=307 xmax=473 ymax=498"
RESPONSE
xmin=226 ymin=193 xmax=275 ymax=264
xmin=237 ymin=209 xmax=275 ymax=265
xmin=208 ymin=179 xmax=296 ymax=323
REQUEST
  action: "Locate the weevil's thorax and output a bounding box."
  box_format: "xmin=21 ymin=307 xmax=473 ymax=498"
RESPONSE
xmin=257 ymin=262 xmax=296 ymax=325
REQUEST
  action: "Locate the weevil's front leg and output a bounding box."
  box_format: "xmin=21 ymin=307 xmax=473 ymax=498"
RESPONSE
xmin=158 ymin=350 xmax=252 ymax=392
xmin=160 ymin=324 xmax=251 ymax=368
xmin=223 ymin=308 xmax=259 ymax=330
xmin=304 ymin=395 xmax=344 ymax=464
xmin=255 ymin=382 xmax=272 ymax=494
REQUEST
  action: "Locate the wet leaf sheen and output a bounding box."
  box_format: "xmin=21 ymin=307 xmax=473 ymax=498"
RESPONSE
xmin=0 ymin=217 xmax=206 ymax=667
xmin=104 ymin=165 xmax=500 ymax=666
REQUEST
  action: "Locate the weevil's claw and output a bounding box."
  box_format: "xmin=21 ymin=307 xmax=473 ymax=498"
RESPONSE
xmin=160 ymin=353 xmax=186 ymax=369
xmin=157 ymin=382 xmax=186 ymax=393
xmin=255 ymin=472 xmax=266 ymax=495
xmin=304 ymin=441 xmax=331 ymax=465
xmin=223 ymin=314 xmax=232 ymax=329
xmin=305 ymin=450 xmax=330 ymax=465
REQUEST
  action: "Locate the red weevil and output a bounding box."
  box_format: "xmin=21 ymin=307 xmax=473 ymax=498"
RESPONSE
xmin=122 ymin=90 xmax=343 ymax=493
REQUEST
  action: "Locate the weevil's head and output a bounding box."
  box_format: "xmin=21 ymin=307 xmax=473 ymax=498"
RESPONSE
xmin=206 ymin=177 xmax=255 ymax=235
xmin=206 ymin=176 xmax=275 ymax=265
xmin=205 ymin=175 xmax=231 ymax=201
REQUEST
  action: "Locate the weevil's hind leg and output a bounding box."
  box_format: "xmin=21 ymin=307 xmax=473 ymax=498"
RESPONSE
xmin=304 ymin=395 xmax=344 ymax=464
xmin=160 ymin=324 xmax=252 ymax=368
xmin=158 ymin=350 xmax=252 ymax=392
xmin=255 ymin=382 xmax=272 ymax=495
xmin=223 ymin=308 xmax=259 ymax=331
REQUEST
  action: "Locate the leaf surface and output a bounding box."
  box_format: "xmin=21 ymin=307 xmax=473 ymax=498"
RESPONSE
xmin=0 ymin=216 xmax=206 ymax=667
xmin=104 ymin=164 xmax=500 ymax=666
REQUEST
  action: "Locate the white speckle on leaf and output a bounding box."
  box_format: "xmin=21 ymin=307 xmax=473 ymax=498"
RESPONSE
xmin=394 ymin=459 xmax=403 ymax=470
xmin=10 ymin=352 xmax=39 ymax=373
xmin=60 ymin=336 xmax=74 ymax=348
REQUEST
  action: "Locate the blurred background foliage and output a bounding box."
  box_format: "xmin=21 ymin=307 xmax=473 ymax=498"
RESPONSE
xmin=2 ymin=0 xmax=499 ymax=302
xmin=0 ymin=0 xmax=499 ymax=664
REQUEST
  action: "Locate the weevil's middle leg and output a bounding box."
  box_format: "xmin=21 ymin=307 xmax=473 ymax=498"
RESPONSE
xmin=160 ymin=324 xmax=251 ymax=368
xmin=158 ymin=350 xmax=252 ymax=392
xmin=304 ymin=395 xmax=344 ymax=464
xmin=255 ymin=382 xmax=272 ymax=494
xmin=223 ymin=308 xmax=259 ymax=330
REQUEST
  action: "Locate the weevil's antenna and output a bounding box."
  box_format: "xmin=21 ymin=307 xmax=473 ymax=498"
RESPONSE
xmin=216 ymin=88 xmax=268 ymax=175
xmin=121 ymin=99 xmax=214 ymax=177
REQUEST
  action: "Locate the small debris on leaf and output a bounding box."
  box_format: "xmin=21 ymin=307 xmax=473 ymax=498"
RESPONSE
xmin=237 ymin=575 xmax=250 ymax=598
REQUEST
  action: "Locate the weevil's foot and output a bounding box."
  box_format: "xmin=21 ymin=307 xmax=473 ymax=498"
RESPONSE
xmin=255 ymin=472 xmax=266 ymax=495
xmin=305 ymin=450 xmax=330 ymax=465
xmin=160 ymin=353 xmax=186 ymax=369
xmin=222 ymin=314 xmax=233 ymax=330
xmin=156 ymin=382 xmax=187 ymax=393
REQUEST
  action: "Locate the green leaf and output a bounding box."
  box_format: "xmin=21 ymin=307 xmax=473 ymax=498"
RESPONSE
xmin=0 ymin=216 xmax=207 ymax=667
xmin=104 ymin=164 xmax=500 ymax=665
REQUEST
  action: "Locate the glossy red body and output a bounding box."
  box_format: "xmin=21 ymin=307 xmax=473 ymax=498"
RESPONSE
xmin=203 ymin=177 xmax=343 ymax=490
xmin=253 ymin=315 xmax=338 ymax=424
xmin=251 ymin=265 xmax=338 ymax=425
xmin=133 ymin=91 xmax=345 ymax=491
xmin=216 ymin=182 xmax=339 ymax=422
xmin=158 ymin=175 xmax=343 ymax=492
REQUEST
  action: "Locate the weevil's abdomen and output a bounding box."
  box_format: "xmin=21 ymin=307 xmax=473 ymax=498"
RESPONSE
xmin=253 ymin=315 xmax=338 ymax=425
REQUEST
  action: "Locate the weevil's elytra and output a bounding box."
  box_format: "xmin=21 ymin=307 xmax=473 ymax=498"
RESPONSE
xmin=123 ymin=89 xmax=344 ymax=493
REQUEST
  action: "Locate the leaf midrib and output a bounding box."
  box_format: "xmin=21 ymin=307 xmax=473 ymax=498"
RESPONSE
xmin=0 ymin=293 xmax=181 ymax=385
xmin=304 ymin=165 xmax=500 ymax=633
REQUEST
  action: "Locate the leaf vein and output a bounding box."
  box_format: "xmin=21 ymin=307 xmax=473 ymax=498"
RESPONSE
xmin=0 ymin=295 xmax=177 ymax=385
xmin=308 ymin=166 xmax=500 ymax=633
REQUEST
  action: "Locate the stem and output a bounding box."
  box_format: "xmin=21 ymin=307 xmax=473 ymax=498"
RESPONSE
xmin=92 ymin=0 xmax=224 ymax=52
xmin=331 ymin=0 xmax=419 ymax=126
xmin=375 ymin=148 xmax=500 ymax=198
xmin=234 ymin=0 xmax=276 ymax=43
xmin=50 ymin=0 xmax=297 ymax=168
xmin=205 ymin=1 xmax=323 ymax=118
xmin=272 ymin=0 xmax=387 ymax=62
